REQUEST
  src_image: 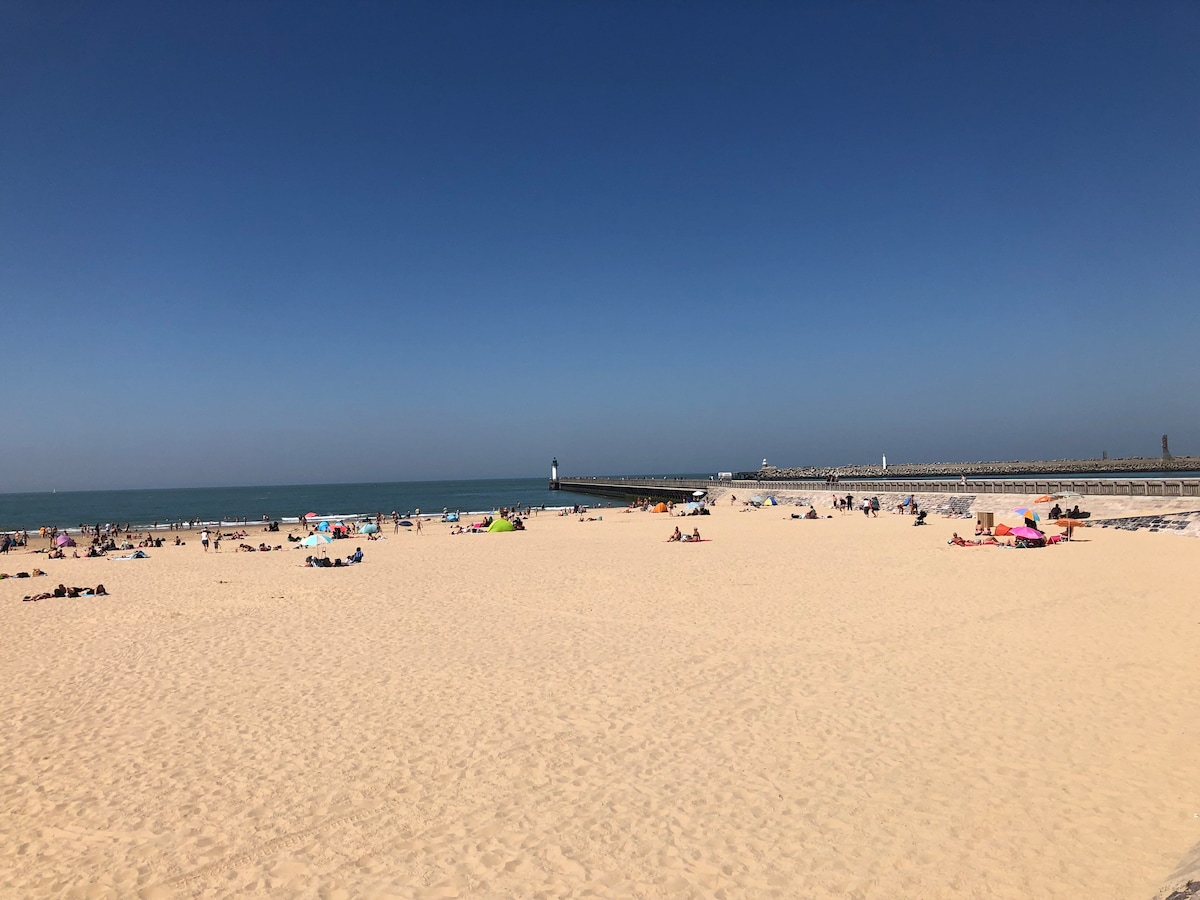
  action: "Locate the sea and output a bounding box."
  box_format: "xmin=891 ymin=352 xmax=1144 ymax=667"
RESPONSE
xmin=0 ymin=478 xmax=613 ymax=532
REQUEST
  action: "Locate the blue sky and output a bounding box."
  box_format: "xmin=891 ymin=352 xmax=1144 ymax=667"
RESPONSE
xmin=2 ymin=1 xmax=1197 ymax=490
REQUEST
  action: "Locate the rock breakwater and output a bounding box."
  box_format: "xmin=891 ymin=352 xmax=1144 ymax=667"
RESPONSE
xmin=745 ymin=457 xmax=1200 ymax=480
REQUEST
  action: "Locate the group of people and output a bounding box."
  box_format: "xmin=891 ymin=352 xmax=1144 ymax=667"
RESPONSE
xmin=833 ymin=495 xmax=883 ymax=516
xmin=668 ymin=526 xmax=703 ymax=542
xmin=949 ymin=531 xmax=1063 ymax=548
xmin=1049 ymin=503 xmax=1088 ymax=520
xmin=304 ymin=547 xmax=364 ymax=567
xmin=0 ymin=532 xmax=28 ymax=553
xmin=23 ymin=583 xmax=108 ymax=601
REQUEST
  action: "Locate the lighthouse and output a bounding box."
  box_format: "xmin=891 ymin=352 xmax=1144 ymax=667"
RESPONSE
xmin=549 ymin=457 xmax=560 ymax=490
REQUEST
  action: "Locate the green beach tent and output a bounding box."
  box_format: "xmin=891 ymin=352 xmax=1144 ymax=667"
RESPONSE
xmin=487 ymin=518 xmax=516 ymax=533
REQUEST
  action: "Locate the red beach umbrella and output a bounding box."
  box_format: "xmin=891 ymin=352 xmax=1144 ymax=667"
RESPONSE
xmin=304 ymin=512 xmax=318 ymax=519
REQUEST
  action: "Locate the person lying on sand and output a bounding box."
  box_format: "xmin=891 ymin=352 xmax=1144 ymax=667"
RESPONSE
xmin=23 ymin=584 xmax=105 ymax=601
xmin=948 ymin=533 xmax=974 ymax=546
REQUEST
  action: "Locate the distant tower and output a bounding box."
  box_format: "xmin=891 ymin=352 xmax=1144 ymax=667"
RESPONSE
xmin=882 ymin=454 xmax=887 ymax=471
xmin=762 ymin=458 xmax=768 ymax=469
xmin=549 ymin=457 xmax=560 ymax=490
xmin=1163 ymin=434 xmax=1172 ymax=461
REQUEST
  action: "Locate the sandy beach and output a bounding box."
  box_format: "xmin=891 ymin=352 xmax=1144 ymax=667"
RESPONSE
xmin=3 ymin=502 xmax=1199 ymax=898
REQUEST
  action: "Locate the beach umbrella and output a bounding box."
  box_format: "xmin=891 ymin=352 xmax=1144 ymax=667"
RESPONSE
xmin=1050 ymin=491 xmax=1083 ymax=501
xmin=331 ymin=523 xmax=348 ymax=532
xmin=1013 ymin=507 xmax=1040 ymax=526
xmin=304 ymin=512 xmax=318 ymax=519
xmin=1033 ymin=495 xmax=1055 ymax=504
xmin=300 ymin=533 xmax=333 ymax=547
xmin=692 ymin=490 xmax=706 ymax=497
xmin=1010 ymin=526 xmax=1044 ymax=541
xmin=359 ymin=523 xmax=379 ymax=534
xmin=1056 ymin=517 xmax=1088 ymax=541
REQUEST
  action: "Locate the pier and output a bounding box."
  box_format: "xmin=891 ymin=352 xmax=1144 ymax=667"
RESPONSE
xmin=559 ymin=476 xmax=1200 ymax=501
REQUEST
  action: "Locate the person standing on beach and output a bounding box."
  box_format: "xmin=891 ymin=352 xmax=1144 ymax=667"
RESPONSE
xmin=200 ymin=529 xmax=209 ymax=552
xmin=416 ymin=518 xmax=423 ymax=535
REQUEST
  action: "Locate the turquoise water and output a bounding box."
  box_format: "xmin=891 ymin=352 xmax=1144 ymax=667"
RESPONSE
xmin=0 ymin=479 xmax=609 ymax=532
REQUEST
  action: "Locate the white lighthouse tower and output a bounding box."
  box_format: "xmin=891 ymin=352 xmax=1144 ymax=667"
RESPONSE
xmin=549 ymin=457 xmax=560 ymax=490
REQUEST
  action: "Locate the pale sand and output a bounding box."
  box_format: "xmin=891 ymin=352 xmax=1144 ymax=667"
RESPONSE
xmin=2 ymin=507 xmax=1199 ymax=899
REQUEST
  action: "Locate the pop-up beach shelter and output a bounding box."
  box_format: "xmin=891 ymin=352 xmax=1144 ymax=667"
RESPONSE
xmin=55 ymin=534 xmax=76 ymax=547
xmin=316 ymin=521 xmax=331 ymax=532
xmin=487 ymin=518 xmax=515 ymax=532
xmin=762 ymin=497 xmax=778 ymax=506
xmin=652 ymin=502 xmax=669 ymax=513
xmin=359 ymin=523 xmax=379 ymax=534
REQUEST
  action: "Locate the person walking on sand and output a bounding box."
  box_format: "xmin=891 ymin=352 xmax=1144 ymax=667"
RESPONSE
xmin=416 ymin=518 xmax=423 ymax=535
xmin=200 ymin=528 xmax=209 ymax=552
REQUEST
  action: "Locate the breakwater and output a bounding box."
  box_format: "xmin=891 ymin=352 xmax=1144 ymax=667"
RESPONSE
xmin=558 ymin=476 xmax=1200 ymax=502
xmin=740 ymin=456 xmax=1200 ymax=480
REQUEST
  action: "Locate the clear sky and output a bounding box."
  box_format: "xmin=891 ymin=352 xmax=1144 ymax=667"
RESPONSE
xmin=3 ymin=1 xmax=1198 ymax=490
